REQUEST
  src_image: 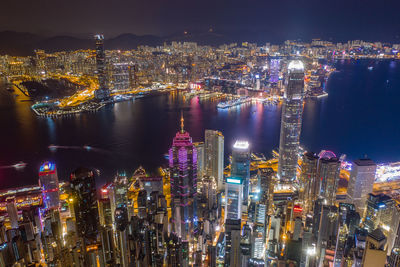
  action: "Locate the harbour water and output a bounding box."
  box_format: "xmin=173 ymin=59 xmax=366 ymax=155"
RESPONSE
xmin=0 ymin=59 xmax=400 ymax=188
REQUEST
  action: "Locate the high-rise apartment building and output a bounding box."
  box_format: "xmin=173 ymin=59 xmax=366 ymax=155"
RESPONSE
xmin=277 ymin=60 xmax=305 ymax=182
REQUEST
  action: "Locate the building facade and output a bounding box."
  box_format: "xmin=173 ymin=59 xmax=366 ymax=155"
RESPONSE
xmin=169 ymin=114 xmax=198 ymax=248
xmin=347 ymin=159 xmax=377 ymax=214
xmin=277 ymin=60 xmax=305 ymax=182
xmin=38 ymin=161 xmax=60 ymax=210
xmin=231 ymin=141 xmax=250 ymax=207
xmin=205 ymin=130 xmax=224 ymax=191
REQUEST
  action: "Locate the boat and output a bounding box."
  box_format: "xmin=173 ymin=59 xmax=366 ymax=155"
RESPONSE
xmin=217 ymin=97 xmax=251 ymax=109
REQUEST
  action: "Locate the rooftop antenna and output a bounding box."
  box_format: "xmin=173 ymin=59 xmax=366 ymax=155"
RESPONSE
xmin=180 ymin=110 xmax=185 ymax=133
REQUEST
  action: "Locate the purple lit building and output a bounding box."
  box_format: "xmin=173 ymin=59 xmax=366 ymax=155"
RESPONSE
xmin=169 ymin=113 xmax=197 ymax=257
xmin=38 ymin=162 xmax=59 ymax=210
xmin=269 ymin=58 xmax=280 ymax=83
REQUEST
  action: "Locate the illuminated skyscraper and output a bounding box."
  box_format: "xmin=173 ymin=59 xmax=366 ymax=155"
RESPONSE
xmin=225 ymin=177 xmax=243 ymax=221
xmin=269 ymin=58 xmax=280 ymax=83
xmin=364 ymin=193 xmax=396 ymax=234
xmin=194 ymin=142 xmax=205 ymax=182
xmin=318 ymin=156 xmax=340 ymax=205
xmin=231 ymin=141 xmax=250 ymax=207
xmin=300 ymin=152 xmax=319 ymax=213
xmin=38 ymin=161 xmax=60 ymax=210
xmin=225 ymin=219 xmax=242 ymax=267
xmin=205 ymin=130 xmax=224 ymax=191
xmin=169 ymin=113 xmax=197 ymax=245
xmin=70 ymin=167 xmax=99 ymax=246
xmin=111 ymin=62 xmax=132 ymax=91
xmin=94 ymin=34 xmax=109 ymax=100
xmin=6 ymin=199 xmax=19 ymax=229
xmin=277 ymin=60 xmax=305 ymax=182
xmin=347 ymin=159 xmax=377 ymax=213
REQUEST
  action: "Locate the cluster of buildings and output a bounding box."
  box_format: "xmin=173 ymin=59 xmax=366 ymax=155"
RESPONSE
xmin=4 ymin=37 xmax=399 ymax=103
xmin=1 ymin=53 xmax=400 ymax=267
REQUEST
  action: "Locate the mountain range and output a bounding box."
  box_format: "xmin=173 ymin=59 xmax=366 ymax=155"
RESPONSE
xmin=0 ymin=30 xmax=272 ymax=56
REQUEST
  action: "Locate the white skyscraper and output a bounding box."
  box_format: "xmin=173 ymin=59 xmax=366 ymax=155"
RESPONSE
xmin=277 ymin=60 xmax=305 ymax=183
xmin=205 ymin=130 xmax=224 ymax=191
xmin=347 ymin=159 xmax=377 ymax=214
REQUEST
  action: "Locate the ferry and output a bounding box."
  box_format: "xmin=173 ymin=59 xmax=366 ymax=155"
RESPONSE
xmin=217 ymin=97 xmax=250 ymax=109
xmin=316 ymin=92 xmax=329 ymax=98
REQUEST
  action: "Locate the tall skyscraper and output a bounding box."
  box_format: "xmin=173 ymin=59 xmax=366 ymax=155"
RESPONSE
xmin=364 ymin=193 xmax=396 ymax=232
xmin=363 ymin=193 xmax=400 ymax=254
xmin=94 ymin=34 xmax=109 ymax=100
xmin=6 ymin=199 xmax=19 ymax=229
xmin=300 ymin=152 xmax=319 ymax=213
xmin=38 ymin=161 xmax=60 ymax=210
xmin=231 ymin=141 xmax=250 ymax=207
xmin=109 ymin=172 xmax=129 ymax=223
xmin=269 ymin=58 xmax=280 ymax=83
xmin=70 ymin=167 xmax=99 ymax=246
xmin=169 ymin=113 xmax=197 ymax=244
xmin=225 ymin=219 xmax=242 ymax=267
xmin=277 ymin=60 xmax=305 ymax=183
xmin=318 ymin=156 xmax=340 ymax=205
xmin=347 ymin=159 xmax=377 ymax=214
xmin=205 ymin=130 xmax=224 ymax=191
xmin=225 ymin=177 xmax=243 ymax=221
xmin=194 ymin=142 xmax=205 ymax=183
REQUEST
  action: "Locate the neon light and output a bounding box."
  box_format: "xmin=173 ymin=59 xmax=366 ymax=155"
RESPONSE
xmin=319 ymin=150 xmax=337 ymax=159
xmin=233 ymin=140 xmax=249 ymax=150
xmin=39 ymin=162 xmax=56 ymax=172
xmin=293 ymin=205 xmax=303 ymax=212
xmin=227 ymin=178 xmax=241 ymax=184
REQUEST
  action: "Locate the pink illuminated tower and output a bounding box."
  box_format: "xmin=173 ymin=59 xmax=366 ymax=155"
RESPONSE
xmin=169 ymin=112 xmax=197 ymax=264
xmin=38 ymin=161 xmax=60 ymax=210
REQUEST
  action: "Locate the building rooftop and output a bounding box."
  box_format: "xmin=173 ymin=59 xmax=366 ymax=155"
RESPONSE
xmin=354 ymin=158 xmax=376 ymax=167
xmin=288 ymin=60 xmax=304 ymax=71
xmin=368 ymin=228 xmax=386 ymax=242
xmin=233 ymin=140 xmax=249 ymax=150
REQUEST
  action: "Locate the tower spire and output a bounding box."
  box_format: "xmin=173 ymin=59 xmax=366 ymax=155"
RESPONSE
xmin=180 ymin=110 xmax=185 ymax=133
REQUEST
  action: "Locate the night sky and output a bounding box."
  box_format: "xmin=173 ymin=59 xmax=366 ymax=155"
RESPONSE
xmin=1 ymin=0 xmax=400 ymax=41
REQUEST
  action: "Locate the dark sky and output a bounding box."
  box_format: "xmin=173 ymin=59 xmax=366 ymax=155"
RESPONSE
xmin=2 ymin=0 xmax=400 ymax=41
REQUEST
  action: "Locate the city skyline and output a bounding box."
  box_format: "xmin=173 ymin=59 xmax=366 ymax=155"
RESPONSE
xmin=1 ymin=10 xmax=400 ymax=264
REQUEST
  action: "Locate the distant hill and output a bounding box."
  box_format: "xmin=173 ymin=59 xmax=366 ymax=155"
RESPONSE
xmin=35 ymin=36 xmax=93 ymax=52
xmin=0 ymin=30 xmax=276 ymax=56
xmin=107 ymin=34 xmax=163 ymax=50
xmin=0 ymin=31 xmax=42 ymax=56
